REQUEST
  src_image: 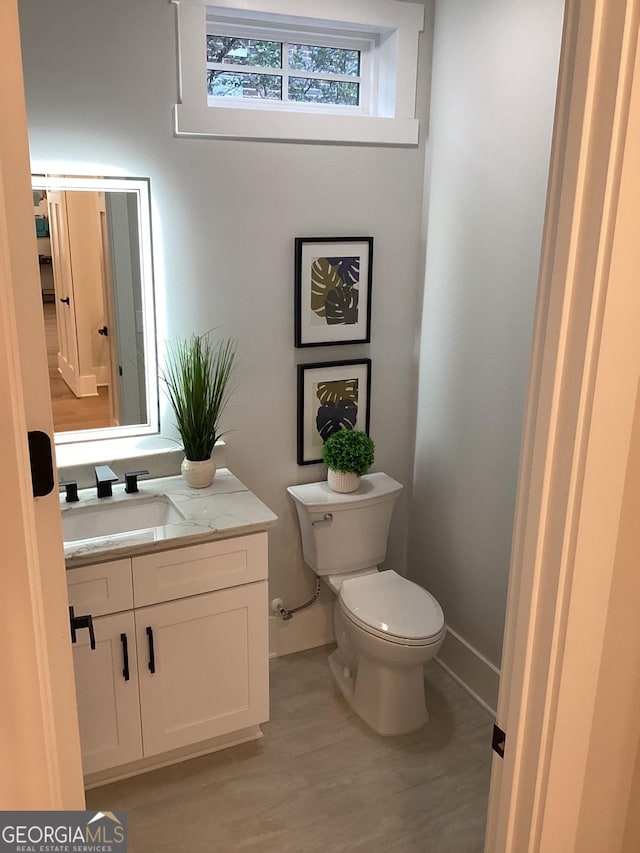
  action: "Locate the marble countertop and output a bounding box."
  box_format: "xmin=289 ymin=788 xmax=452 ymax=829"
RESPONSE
xmin=62 ymin=469 xmax=278 ymax=569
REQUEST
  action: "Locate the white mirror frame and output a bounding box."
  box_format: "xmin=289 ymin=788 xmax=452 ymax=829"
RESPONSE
xmin=32 ymin=174 xmax=159 ymax=445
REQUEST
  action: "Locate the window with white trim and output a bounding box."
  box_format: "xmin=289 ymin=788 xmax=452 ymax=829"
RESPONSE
xmin=174 ymin=0 xmax=424 ymax=145
xmin=206 ymin=29 xmax=370 ymax=111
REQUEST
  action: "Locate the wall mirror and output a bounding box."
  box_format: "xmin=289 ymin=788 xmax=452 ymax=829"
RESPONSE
xmin=31 ymin=175 xmax=159 ymax=445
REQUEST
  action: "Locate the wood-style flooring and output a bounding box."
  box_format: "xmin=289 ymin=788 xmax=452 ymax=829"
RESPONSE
xmin=44 ymin=301 xmax=112 ymax=432
xmin=86 ymin=646 xmax=493 ymax=852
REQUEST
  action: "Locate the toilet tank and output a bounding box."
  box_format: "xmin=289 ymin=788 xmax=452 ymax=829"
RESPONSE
xmin=287 ymin=473 xmax=403 ymax=575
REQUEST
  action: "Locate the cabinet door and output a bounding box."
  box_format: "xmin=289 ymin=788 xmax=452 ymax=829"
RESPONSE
xmin=137 ymin=582 xmax=269 ymax=757
xmin=71 ymin=611 xmax=143 ymax=775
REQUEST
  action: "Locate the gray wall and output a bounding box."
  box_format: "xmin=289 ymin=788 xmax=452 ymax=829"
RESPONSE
xmin=409 ymin=0 xmax=564 ymax=667
xmin=19 ymin=0 xmax=431 ymax=624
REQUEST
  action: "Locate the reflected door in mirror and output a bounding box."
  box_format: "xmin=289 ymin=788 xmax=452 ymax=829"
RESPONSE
xmin=32 ymin=175 xmax=158 ymax=444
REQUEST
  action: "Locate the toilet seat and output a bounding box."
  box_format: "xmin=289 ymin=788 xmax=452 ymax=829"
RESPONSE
xmin=338 ymin=570 xmax=445 ymax=647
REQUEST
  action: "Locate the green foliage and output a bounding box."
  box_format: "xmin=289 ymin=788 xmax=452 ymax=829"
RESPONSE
xmin=207 ymin=35 xmax=283 ymax=97
xmin=206 ymin=36 xmax=360 ymax=105
xmin=289 ymin=44 xmax=359 ymax=76
xmin=206 ymin=36 xmax=281 ymax=68
xmin=161 ymin=333 xmax=236 ymax=462
xmin=322 ymin=429 xmax=374 ymax=476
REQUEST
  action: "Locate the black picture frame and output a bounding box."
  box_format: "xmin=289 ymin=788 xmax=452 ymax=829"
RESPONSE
xmin=297 ymin=358 xmax=372 ymax=465
xmin=294 ymin=236 xmax=373 ymax=347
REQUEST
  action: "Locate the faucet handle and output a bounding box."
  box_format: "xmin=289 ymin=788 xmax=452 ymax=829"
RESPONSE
xmin=59 ymin=480 xmax=79 ymax=503
xmin=124 ymin=470 xmax=149 ymax=494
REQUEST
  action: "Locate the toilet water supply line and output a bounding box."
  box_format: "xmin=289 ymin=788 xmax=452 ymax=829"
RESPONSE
xmin=271 ymin=579 xmax=321 ymax=621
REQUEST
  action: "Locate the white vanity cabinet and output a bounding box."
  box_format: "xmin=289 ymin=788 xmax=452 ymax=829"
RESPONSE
xmin=66 ymin=533 xmax=269 ymax=783
xmin=69 ymin=610 xmax=143 ymax=775
xmin=66 ymin=558 xmax=141 ymax=775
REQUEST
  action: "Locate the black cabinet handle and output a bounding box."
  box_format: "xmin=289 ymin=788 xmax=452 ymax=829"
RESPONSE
xmin=88 ymin=617 xmax=96 ymax=650
xmin=69 ymin=606 xmax=96 ymax=650
xmin=98 ymin=326 xmax=109 ymax=337
xmin=146 ymin=626 xmax=155 ymax=673
xmin=120 ymin=633 xmax=130 ymax=682
xmin=59 ymin=296 xmax=70 ymax=305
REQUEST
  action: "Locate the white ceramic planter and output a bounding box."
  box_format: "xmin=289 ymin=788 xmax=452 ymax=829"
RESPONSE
xmin=181 ymin=457 xmax=216 ymax=489
xmin=327 ymin=469 xmax=360 ymax=494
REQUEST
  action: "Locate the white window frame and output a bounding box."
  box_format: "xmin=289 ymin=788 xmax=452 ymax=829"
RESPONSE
xmin=205 ymin=22 xmax=373 ymax=116
xmin=173 ymin=0 xmax=424 ymax=145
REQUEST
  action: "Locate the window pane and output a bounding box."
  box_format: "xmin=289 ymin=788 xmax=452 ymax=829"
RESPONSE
xmin=288 ymin=77 xmax=359 ymax=106
xmin=288 ymin=44 xmax=360 ymax=76
xmin=206 ymin=35 xmax=282 ymax=68
xmin=207 ymin=70 xmax=282 ymax=100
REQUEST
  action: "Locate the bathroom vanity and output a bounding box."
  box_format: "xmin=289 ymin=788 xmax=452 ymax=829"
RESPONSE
xmin=62 ymin=470 xmax=277 ymax=788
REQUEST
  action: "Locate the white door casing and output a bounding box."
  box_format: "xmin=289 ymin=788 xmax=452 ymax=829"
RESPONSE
xmin=46 ymin=189 xmax=82 ymax=395
xmin=97 ymin=192 xmax=120 ymax=425
xmin=485 ymin=1 xmax=640 ymax=850
xmin=0 ymin=0 xmax=84 ymax=809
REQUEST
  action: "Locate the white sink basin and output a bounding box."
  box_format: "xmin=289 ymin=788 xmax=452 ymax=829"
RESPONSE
xmin=62 ymin=496 xmax=185 ymax=543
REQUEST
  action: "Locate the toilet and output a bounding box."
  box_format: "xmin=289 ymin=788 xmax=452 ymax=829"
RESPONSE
xmin=287 ymin=472 xmax=445 ymax=736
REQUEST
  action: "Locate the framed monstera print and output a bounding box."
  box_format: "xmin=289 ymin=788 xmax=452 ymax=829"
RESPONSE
xmin=297 ymin=359 xmax=371 ymax=465
xmin=294 ymin=236 xmax=373 ymax=347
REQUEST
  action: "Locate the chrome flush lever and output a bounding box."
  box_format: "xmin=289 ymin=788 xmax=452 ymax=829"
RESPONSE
xmin=311 ymin=512 xmax=333 ymax=527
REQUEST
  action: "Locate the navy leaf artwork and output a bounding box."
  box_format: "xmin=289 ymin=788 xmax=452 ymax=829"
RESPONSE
xmin=315 ymin=377 xmax=358 ymax=441
xmin=310 ymin=255 xmax=360 ymax=325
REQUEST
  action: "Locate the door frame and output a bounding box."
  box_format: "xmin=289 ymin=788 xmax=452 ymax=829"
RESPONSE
xmin=0 ymin=0 xmax=84 ymax=809
xmin=97 ymin=191 xmax=121 ymax=426
xmin=485 ymin=0 xmax=640 ymax=848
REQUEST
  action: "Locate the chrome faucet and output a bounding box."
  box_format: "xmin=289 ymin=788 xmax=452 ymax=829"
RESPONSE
xmin=95 ymin=465 xmax=119 ymax=498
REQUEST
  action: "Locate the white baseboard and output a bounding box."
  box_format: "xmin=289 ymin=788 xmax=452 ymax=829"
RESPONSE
xmin=269 ymin=600 xmax=335 ymax=658
xmin=57 ymin=356 xmax=78 ymax=396
xmin=75 ymin=373 xmax=98 ymax=396
xmin=57 ymin=354 xmax=98 ymax=396
xmin=435 ymin=625 xmax=500 ymax=717
xmin=94 ymin=364 xmax=109 ymax=386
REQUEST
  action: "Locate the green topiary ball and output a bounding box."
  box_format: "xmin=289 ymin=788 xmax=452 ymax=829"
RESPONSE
xmin=322 ymin=429 xmax=375 ymax=476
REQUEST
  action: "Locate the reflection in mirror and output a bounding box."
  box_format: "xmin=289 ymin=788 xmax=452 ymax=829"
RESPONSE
xmin=31 ymin=175 xmax=159 ymax=444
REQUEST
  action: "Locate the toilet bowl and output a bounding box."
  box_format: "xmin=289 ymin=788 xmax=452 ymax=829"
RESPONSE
xmin=330 ymin=569 xmax=445 ymax=735
xmin=287 ymin=473 xmax=446 ymax=735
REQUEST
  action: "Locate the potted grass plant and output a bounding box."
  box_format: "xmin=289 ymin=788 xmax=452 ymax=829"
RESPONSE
xmin=322 ymin=428 xmax=375 ymax=493
xmin=162 ymin=332 xmax=236 ymax=488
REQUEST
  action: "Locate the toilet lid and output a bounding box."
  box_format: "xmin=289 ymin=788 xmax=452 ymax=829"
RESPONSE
xmin=339 ymin=570 xmax=445 ymax=645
